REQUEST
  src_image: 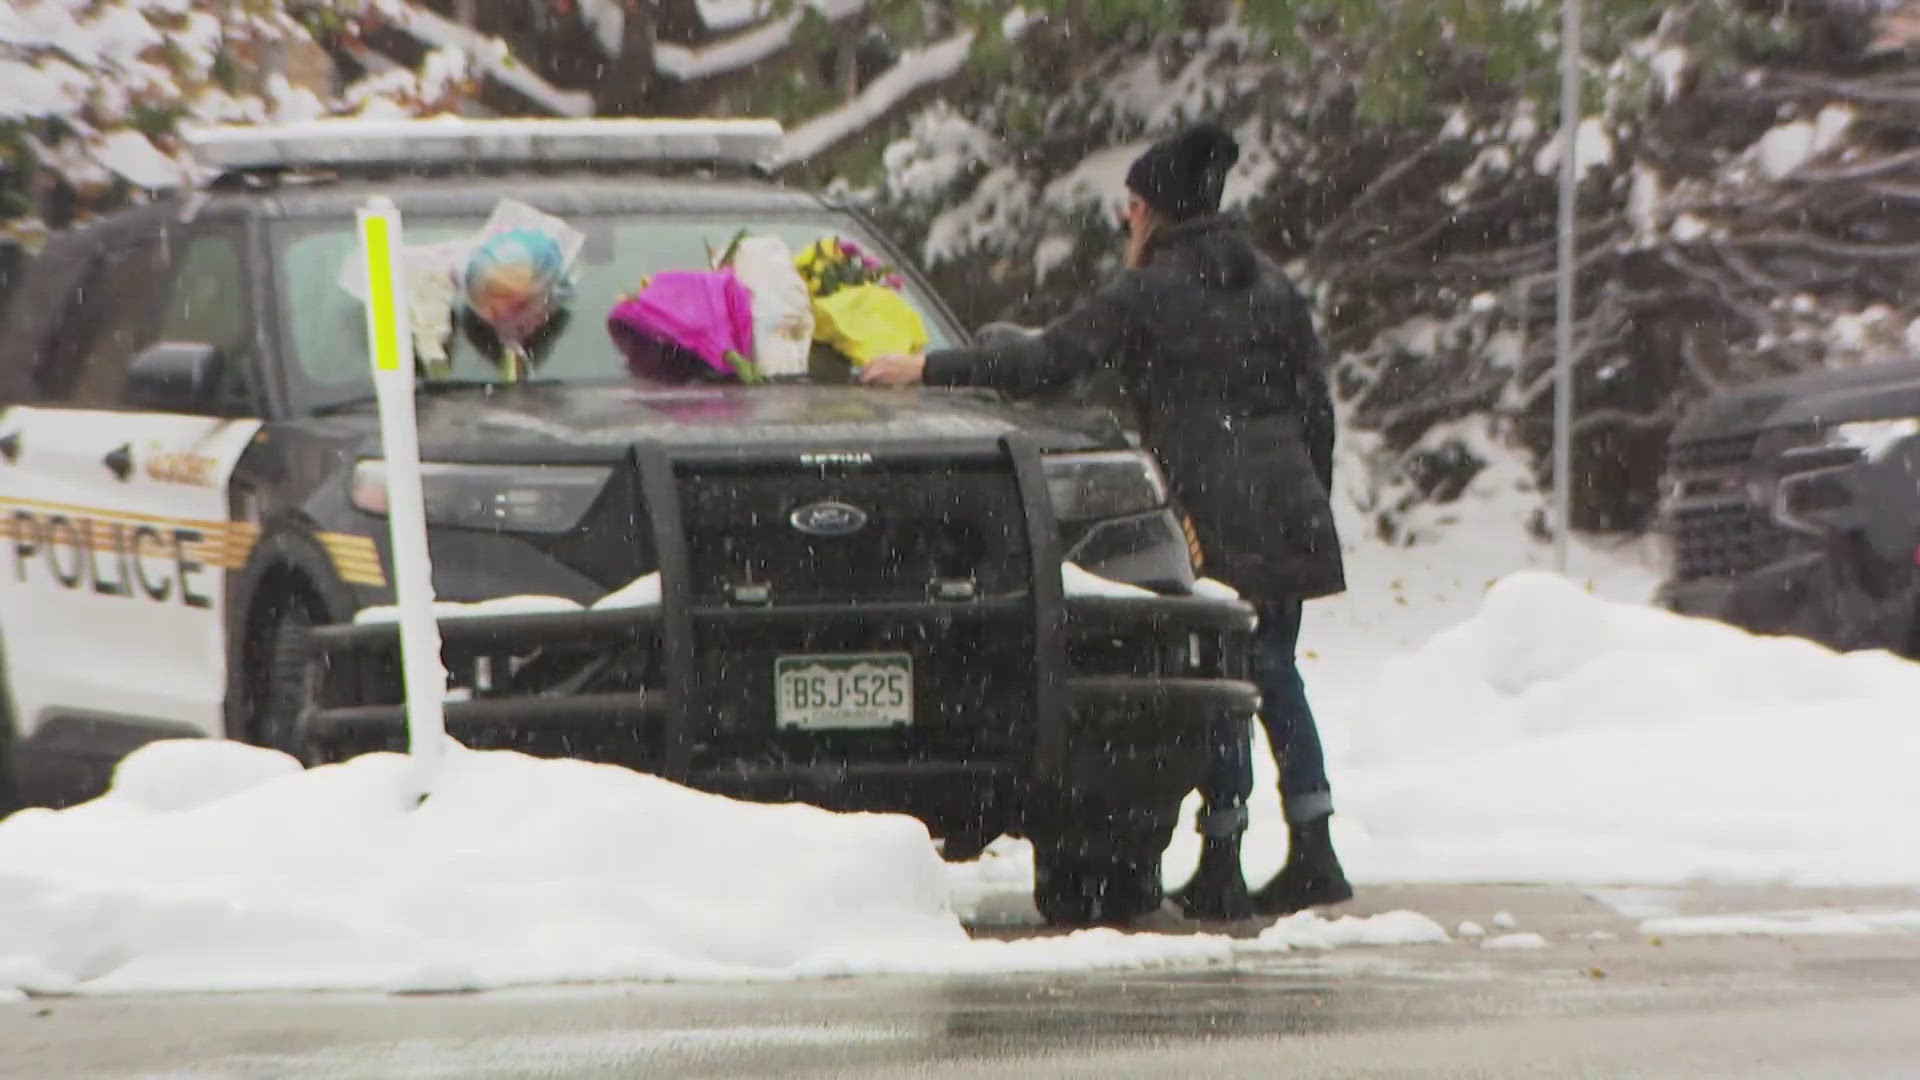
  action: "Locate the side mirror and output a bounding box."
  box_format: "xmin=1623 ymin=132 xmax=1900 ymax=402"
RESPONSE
xmin=124 ymin=342 xmax=227 ymax=415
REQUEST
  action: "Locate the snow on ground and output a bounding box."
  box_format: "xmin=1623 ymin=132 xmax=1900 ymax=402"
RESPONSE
xmin=1250 ymin=910 xmax=1452 ymax=951
xmin=1640 ymin=910 xmax=1920 ymax=938
xmin=1327 ymin=570 xmax=1920 ymax=888
xmin=1481 ymin=932 xmax=1550 ymax=950
xmin=0 ymin=743 xmax=1116 ymax=994
xmin=0 ymin=740 xmax=1457 ymax=996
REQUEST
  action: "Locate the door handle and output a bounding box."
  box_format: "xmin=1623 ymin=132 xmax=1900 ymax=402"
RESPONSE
xmin=103 ymin=443 xmax=133 ymax=481
xmin=0 ymin=431 xmax=17 ymax=463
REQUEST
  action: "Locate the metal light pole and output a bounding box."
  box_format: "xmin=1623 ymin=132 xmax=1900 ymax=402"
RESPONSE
xmin=1553 ymin=0 xmax=1581 ymax=574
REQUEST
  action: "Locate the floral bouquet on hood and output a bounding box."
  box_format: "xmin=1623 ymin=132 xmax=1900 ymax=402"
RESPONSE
xmin=794 ymin=238 xmax=927 ymax=367
xmin=794 ymin=238 xmax=905 ymax=296
xmin=607 ymin=269 xmax=761 ymax=384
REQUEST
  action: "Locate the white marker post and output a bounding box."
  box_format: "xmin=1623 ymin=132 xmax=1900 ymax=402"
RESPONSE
xmin=357 ymin=196 xmax=448 ymax=800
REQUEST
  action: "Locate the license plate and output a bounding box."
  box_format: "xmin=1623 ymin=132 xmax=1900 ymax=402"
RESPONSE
xmin=774 ymin=653 xmax=913 ymax=731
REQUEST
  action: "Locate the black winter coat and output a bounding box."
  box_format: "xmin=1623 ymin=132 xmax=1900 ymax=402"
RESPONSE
xmin=924 ymin=214 xmax=1345 ymax=602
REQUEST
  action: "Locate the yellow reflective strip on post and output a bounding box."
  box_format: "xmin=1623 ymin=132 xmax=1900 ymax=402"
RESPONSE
xmin=362 ymin=213 xmax=401 ymax=372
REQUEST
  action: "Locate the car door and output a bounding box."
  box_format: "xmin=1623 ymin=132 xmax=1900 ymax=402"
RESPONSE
xmin=0 ymin=219 xmax=265 ymax=772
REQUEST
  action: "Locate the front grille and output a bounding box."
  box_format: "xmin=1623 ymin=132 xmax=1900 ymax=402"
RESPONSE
xmin=1666 ymin=431 xmax=1786 ymax=582
xmin=1669 ymin=502 xmax=1787 ymax=580
xmin=1663 ymin=430 xmax=1841 ymax=582
xmin=1668 ymin=432 xmax=1761 ymax=474
xmin=676 ymin=462 xmax=1030 ymax=603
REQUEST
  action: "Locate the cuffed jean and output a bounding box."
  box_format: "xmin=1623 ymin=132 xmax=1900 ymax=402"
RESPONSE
xmin=1196 ymin=599 xmax=1335 ymax=836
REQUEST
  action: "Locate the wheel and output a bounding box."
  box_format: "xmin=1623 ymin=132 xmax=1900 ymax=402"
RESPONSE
xmin=0 ymin=639 xmax=22 ymax=817
xmin=1030 ymin=800 xmax=1179 ymax=928
xmin=0 ymin=724 xmax=18 ymax=820
xmin=251 ymin=589 xmax=323 ymax=761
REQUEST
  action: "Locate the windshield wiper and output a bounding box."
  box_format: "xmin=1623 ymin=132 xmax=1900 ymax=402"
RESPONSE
xmin=310 ymin=379 xmax=561 ymax=416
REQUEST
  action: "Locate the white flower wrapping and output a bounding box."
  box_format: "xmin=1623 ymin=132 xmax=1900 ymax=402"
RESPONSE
xmin=728 ymin=235 xmax=816 ymax=378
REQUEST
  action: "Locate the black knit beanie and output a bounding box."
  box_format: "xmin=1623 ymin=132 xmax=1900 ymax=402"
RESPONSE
xmin=1125 ymin=123 xmax=1240 ymax=222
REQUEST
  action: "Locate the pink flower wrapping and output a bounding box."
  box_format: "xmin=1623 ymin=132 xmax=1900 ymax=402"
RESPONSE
xmin=608 ymin=269 xmax=757 ymax=380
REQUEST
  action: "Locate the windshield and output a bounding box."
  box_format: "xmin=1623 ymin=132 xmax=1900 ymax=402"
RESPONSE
xmin=271 ymin=211 xmax=958 ymax=415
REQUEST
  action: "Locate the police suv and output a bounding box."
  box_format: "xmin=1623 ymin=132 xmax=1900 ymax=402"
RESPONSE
xmin=0 ymin=118 xmax=1257 ymax=925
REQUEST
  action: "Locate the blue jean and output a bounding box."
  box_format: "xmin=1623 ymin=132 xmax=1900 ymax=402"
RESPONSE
xmin=1196 ymin=599 xmax=1334 ymax=835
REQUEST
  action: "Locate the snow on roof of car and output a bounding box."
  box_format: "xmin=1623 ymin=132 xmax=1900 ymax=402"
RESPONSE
xmin=180 ymin=117 xmax=786 ymax=174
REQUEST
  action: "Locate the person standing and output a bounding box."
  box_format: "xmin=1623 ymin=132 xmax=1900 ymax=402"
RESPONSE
xmin=860 ymin=123 xmax=1352 ymax=920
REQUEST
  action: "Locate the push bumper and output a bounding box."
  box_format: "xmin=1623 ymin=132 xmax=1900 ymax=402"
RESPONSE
xmin=1658 ymin=552 xmax=1825 ymax=629
xmin=302 ymin=437 xmax=1257 ymax=837
xmin=1658 ymin=550 xmax=1912 ymax=655
xmin=305 ymin=594 xmax=1257 ymax=830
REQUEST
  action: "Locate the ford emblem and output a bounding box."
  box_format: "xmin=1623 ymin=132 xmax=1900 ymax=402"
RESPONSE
xmin=790 ymin=500 xmax=869 ymax=537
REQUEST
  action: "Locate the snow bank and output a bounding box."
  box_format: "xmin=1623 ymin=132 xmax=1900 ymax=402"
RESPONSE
xmin=4 ymin=740 xmax=1464 ymax=996
xmin=0 ymin=742 xmax=966 ymax=994
xmin=1334 ymin=571 xmax=1920 ymax=887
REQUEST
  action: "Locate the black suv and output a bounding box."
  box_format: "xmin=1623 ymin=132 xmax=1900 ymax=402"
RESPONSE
xmin=1657 ymin=357 xmax=1920 ymax=656
xmin=0 ymin=119 xmax=1256 ymax=925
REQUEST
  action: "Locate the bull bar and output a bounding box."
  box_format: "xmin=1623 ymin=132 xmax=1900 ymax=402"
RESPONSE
xmin=300 ymin=436 xmax=1260 ymax=820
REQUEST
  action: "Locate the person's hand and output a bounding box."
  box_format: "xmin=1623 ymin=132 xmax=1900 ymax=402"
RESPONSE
xmin=859 ymin=354 xmax=926 ymax=387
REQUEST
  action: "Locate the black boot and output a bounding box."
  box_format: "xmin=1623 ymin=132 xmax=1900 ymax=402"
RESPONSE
xmin=1250 ymin=816 xmax=1352 ymax=916
xmin=1171 ymin=833 xmax=1254 ymax=921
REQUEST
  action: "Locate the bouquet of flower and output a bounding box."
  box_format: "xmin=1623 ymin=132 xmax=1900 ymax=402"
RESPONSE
xmin=794 ymin=238 xmax=907 ymax=297
xmin=716 ymin=232 xmax=814 ymax=379
xmin=463 ymin=228 xmax=574 ymax=382
xmin=607 ymin=269 xmax=761 ymax=384
xmin=794 ymin=237 xmax=925 ymax=367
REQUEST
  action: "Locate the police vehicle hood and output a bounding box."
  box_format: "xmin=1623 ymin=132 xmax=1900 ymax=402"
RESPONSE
xmin=335 ymin=382 xmax=1122 ymax=460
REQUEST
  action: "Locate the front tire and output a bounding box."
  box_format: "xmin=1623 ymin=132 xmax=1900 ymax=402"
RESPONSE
xmin=1030 ymin=799 xmax=1178 ymax=927
xmin=252 ymin=590 xmax=323 ymax=761
xmin=0 ymin=636 xmax=24 ymax=817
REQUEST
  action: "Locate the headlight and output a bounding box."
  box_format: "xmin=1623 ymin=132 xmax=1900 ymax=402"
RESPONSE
xmin=350 ymin=460 xmax=609 ymax=534
xmin=1043 ymin=450 xmax=1168 ymax=524
xmin=1772 ymin=467 xmax=1855 ymax=534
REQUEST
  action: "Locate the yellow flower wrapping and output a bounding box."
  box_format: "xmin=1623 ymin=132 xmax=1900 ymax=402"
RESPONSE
xmin=812 ymin=285 xmax=927 ymax=366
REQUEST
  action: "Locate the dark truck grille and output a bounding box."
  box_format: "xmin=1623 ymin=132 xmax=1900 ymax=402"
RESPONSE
xmin=670 ymin=459 xmax=1037 ymax=768
xmin=677 ymin=462 xmax=1030 ymax=603
xmin=1669 ymin=503 xmax=1787 ymax=580
xmin=1668 ymin=432 xmax=1759 ymax=473
xmin=1665 ymin=431 xmax=1783 ymax=582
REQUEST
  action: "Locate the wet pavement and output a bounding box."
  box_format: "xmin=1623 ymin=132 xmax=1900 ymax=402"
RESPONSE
xmin=5 ymin=884 xmax=1919 ymax=1078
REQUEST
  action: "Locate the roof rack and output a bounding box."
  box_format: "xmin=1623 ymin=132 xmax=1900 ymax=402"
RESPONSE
xmin=179 ymin=117 xmax=786 ymax=174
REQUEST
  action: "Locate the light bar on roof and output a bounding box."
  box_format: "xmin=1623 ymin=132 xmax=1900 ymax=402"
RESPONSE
xmin=180 ymin=117 xmax=786 ymax=172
